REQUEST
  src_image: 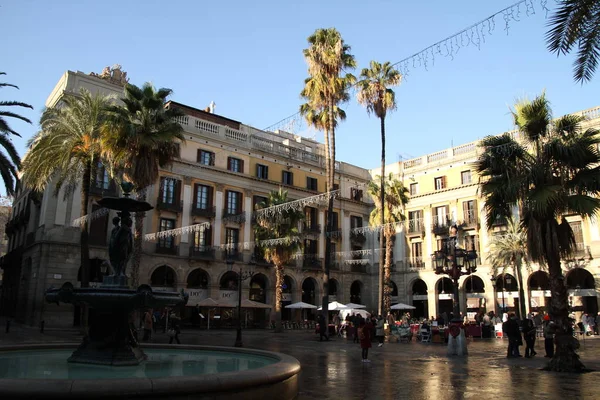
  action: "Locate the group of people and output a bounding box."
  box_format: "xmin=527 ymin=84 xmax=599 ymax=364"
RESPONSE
xmin=502 ymin=313 xmax=557 ymax=358
xmin=141 ymin=308 xmax=182 ymax=344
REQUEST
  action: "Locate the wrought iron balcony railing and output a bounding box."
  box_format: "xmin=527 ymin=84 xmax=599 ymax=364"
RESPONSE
xmin=156 ymin=199 xmax=184 ymax=213
xmin=189 ymin=247 xmax=215 ymax=260
xmin=156 ymin=243 xmax=178 ymax=255
xmin=191 ymin=205 xmax=216 ymax=218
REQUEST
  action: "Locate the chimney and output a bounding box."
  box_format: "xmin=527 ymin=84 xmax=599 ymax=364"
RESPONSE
xmin=209 ymin=101 xmax=216 ymax=114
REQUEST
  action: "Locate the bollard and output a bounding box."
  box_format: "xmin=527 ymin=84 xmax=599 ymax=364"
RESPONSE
xmin=40 ymin=320 xmax=45 ymax=334
xmin=5 ymin=319 xmax=10 ymax=333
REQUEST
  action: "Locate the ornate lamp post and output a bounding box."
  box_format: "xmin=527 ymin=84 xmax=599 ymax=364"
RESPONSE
xmin=431 ymin=226 xmax=478 ymax=323
xmin=504 ymin=275 xmax=512 ymax=314
xmin=226 ymin=258 xmax=255 ymax=348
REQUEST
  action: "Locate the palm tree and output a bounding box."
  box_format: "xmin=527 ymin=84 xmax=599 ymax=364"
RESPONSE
xmin=102 ymin=83 xmax=185 ymax=287
xmin=486 ymin=218 xmax=530 ymax=320
xmin=367 ymin=174 xmax=409 ymax=314
xmin=21 ymin=88 xmax=112 ymax=289
xmin=300 ymin=28 xmax=355 ymax=321
xmin=546 ymin=0 xmax=600 ymax=82
xmin=1 ymin=72 xmax=33 ymax=196
xmin=475 ymin=93 xmax=600 ymax=372
xmin=253 ymin=188 xmax=304 ymax=333
xmin=357 ymin=61 xmax=402 ymax=315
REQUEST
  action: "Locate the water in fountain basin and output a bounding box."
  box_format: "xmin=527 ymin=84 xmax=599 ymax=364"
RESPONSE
xmin=0 ymin=349 xmax=276 ymax=380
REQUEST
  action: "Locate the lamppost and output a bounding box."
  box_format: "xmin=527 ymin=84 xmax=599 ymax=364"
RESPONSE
xmin=431 ymin=226 xmax=478 ymax=324
xmin=226 ymin=258 xmax=255 ymax=348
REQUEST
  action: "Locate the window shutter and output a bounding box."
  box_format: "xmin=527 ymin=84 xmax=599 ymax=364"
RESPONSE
xmin=225 ymin=190 xmax=230 ymax=212
xmin=197 ymin=149 xmax=201 ymax=163
xmin=256 ymin=164 xmax=260 ymax=177
xmin=289 ymin=172 xmax=293 ymax=185
xmin=442 ymin=176 xmax=447 ymax=189
xmin=206 ymin=227 xmax=213 ymax=246
xmin=193 ymin=184 xmax=199 ymax=207
xmin=462 ymin=201 xmax=469 ymax=220
xmin=227 ymin=157 xmax=232 ymax=170
xmin=240 ymin=160 xmax=244 ymax=173
xmin=264 ymin=165 xmax=268 ymax=179
xmin=175 ymin=180 xmax=182 ymax=203
xmin=237 ymin=192 xmax=243 ymax=214
xmin=445 ymin=205 xmax=450 ymax=223
xmin=207 ymin=186 xmax=214 ymax=207
xmin=472 ymin=200 xmax=478 ymax=219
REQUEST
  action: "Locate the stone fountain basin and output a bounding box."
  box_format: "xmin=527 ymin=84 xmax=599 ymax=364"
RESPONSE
xmin=0 ymin=343 xmax=301 ymax=399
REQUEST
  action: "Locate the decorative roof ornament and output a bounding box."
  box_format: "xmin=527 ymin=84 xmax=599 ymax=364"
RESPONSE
xmin=89 ymin=64 xmax=129 ymax=86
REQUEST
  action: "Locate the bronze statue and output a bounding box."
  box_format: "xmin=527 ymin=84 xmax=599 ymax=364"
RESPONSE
xmin=108 ymin=214 xmax=133 ymax=277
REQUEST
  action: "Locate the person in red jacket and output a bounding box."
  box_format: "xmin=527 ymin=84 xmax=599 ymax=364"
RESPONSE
xmin=358 ymin=319 xmax=372 ymax=362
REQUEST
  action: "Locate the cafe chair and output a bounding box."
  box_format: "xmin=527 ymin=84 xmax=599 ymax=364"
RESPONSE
xmin=420 ymin=328 xmax=431 ymax=343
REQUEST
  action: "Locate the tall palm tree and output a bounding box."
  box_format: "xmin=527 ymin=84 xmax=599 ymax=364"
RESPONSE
xmin=367 ymin=174 xmax=409 ymax=314
xmin=301 ymin=28 xmax=355 ymax=322
xmin=102 ymin=83 xmax=185 ymax=287
xmin=1 ymin=72 xmax=33 ymax=196
xmin=475 ymin=93 xmax=600 ymax=372
xmin=21 ymin=88 xmax=112 ymax=289
xmin=487 ymin=218 xmax=530 ymax=320
xmin=357 ymin=61 xmax=402 ymax=315
xmin=253 ymin=188 xmax=304 ymax=333
xmin=546 ymin=0 xmax=600 ymax=82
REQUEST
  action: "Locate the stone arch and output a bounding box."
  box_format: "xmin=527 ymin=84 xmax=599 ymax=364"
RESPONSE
xmin=301 ymin=277 xmax=319 ymax=305
xmin=528 ymin=270 xmax=550 ymax=313
xmin=435 ymin=277 xmax=454 ymax=317
xmin=494 ymin=274 xmax=519 ymax=314
xmin=565 ymin=268 xmax=598 ymax=316
xmin=150 ymin=265 xmax=177 ymax=289
xmin=219 ymin=271 xmax=239 ymax=291
xmin=329 ymin=278 xmax=340 ymax=299
xmin=409 ymin=278 xmax=428 ymax=319
xmin=528 ymin=270 xmax=550 ymax=290
xmin=281 ymin=275 xmax=296 ymax=320
xmin=566 ymin=268 xmax=596 ymax=289
xmin=350 ymin=280 xmax=363 ymax=305
xmin=463 ymin=275 xmax=486 ymax=317
xmin=186 ymin=268 xmax=210 ymax=289
xmin=250 ymin=273 xmax=269 ymax=304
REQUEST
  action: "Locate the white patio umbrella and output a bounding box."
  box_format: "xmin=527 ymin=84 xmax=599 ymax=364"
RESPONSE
xmin=344 ymin=302 xmax=367 ymax=309
xmin=339 ymin=309 xmax=371 ymax=320
xmin=284 ymin=301 xmax=318 ymax=309
xmin=317 ymin=301 xmax=349 ymax=311
xmin=390 ymin=303 xmax=416 ymax=310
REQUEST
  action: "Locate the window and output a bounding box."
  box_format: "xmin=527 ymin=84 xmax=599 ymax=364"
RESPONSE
xmin=307 ymin=177 xmax=318 ymax=191
xmin=193 ymin=228 xmax=211 ymax=250
xmin=464 ymin=235 xmax=480 ymax=252
xmin=434 ymin=205 xmax=449 ymax=226
xmin=434 ymin=176 xmax=446 ymax=190
xmin=326 ymin=212 xmax=339 ymax=230
xmin=160 ymin=178 xmax=177 ymax=204
xmin=411 ymin=242 xmax=422 ymax=259
xmin=462 ymin=200 xmax=477 ymax=224
xmin=305 ymin=207 xmax=318 ymax=227
xmin=303 ymin=239 xmax=318 ymax=256
xmin=256 ymin=164 xmax=269 ymax=179
xmin=197 ymin=149 xmax=215 ymax=166
xmin=282 ymin=170 xmax=293 ymax=185
xmin=227 ymin=157 xmax=244 ymax=173
xmin=350 ymin=188 xmax=363 ymax=201
xmin=194 ymin=184 xmax=212 ymax=209
xmin=350 ymin=216 xmax=363 ymax=229
xmin=461 ymin=170 xmax=472 ymax=185
xmin=159 ymin=218 xmax=175 ymax=248
xmin=333 ymin=183 xmax=339 ymax=191
xmin=94 ymin=161 xmax=109 ymax=189
xmin=225 ymin=190 xmax=242 ymax=215
xmin=225 ymin=228 xmax=240 ymax=257
xmin=409 ymin=183 xmax=418 ymax=196
xmin=408 ymin=210 xmax=423 ymax=233
xmin=569 ymin=221 xmax=584 ymax=251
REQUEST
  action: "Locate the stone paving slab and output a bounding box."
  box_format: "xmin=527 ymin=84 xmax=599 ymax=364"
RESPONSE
xmin=1 ymin=321 xmax=599 ymax=400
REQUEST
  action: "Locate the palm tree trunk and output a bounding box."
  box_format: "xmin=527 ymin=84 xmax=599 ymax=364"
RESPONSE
xmin=384 ymin=228 xmax=393 ymax=315
xmin=514 ymin=260 xmax=527 ymax=320
xmin=322 ymin=103 xmax=336 ymax=327
xmin=274 ymin=264 xmax=284 ymax=333
xmin=378 ymin=115 xmax=386 ymax=317
xmin=79 ymin=161 xmax=92 ymax=337
xmin=544 ymin=232 xmax=585 ymax=372
xmin=131 ymin=192 xmax=147 ymax=288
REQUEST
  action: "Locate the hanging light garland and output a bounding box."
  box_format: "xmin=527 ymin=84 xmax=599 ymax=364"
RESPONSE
xmin=144 ymin=222 xmax=210 ymax=241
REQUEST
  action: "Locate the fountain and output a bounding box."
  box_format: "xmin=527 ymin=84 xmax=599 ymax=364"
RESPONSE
xmin=0 ymin=183 xmax=300 ymax=399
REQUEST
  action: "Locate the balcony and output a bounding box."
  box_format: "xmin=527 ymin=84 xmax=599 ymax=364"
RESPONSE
xmin=566 ymin=244 xmax=592 ymax=260
xmin=302 ymin=256 xmax=322 ymax=270
xmin=460 ymin=210 xmax=478 ymax=229
xmin=189 ymin=247 xmax=215 ymax=260
xmin=350 ymin=231 xmax=366 ymax=244
xmin=303 ymin=222 xmax=321 ymax=235
xmin=432 ymin=216 xmax=453 ymax=235
xmin=222 ymin=209 xmax=246 ymax=224
xmin=191 ymin=205 xmax=216 ymax=218
xmin=222 ymin=250 xmax=243 ymax=262
xmin=406 ymin=257 xmax=426 ymax=271
xmin=90 ymin=181 xmax=118 ymax=197
xmin=155 ymin=242 xmax=178 ymax=255
xmin=156 ymin=199 xmax=183 ymax=213
xmin=326 ymin=229 xmax=342 ymax=240
xmin=407 ymin=218 xmax=424 ymax=236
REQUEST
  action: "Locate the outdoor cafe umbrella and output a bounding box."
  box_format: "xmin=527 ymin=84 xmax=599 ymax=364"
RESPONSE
xmin=390 ymin=303 xmax=416 ymax=310
xmin=317 ymin=301 xmax=349 ymax=311
xmin=284 ymin=301 xmax=318 ymax=309
xmin=344 ymin=302 xmax=367 ymax=309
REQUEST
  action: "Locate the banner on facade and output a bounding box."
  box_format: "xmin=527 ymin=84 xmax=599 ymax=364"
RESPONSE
xmin=466 ymin=293 xmax=486 ymax=299
xmin=530 ymin=290 xmax=551 ymax=298
xmin=568 ymin=289 xmax=597 ymax=297
xmin=219 ymin=290 xmax=238 ymax=301
xmin=497 ymin=291 xmax=519 ymax=298
xmin=412 ymin=295 xmax=428 ymax=301
xmin=185 ymin=289 xmax=208 ymax=306
xmin=438 ymin=293 xmax=453 ymax=300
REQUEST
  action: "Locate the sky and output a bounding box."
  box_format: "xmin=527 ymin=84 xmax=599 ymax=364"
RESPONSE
xmin=2 ymin=0 xmax=600 ymax=194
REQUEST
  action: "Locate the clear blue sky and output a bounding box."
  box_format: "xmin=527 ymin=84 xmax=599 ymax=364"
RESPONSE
xmin=2 ymin=0 xmax=599 ymax=191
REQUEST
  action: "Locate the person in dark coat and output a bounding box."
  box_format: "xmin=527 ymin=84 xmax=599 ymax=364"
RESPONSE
xmin=358 ymin=319 xmax=372 ymax=362
xmin=317 ymin=313 xmax=329 ymax=341
xmin=523 ymin=318 xmax=537 ymax=357
xmin=168 ymin=312 xmax=181 ymax=344
xmin=502 ymin=313 xmax=521 ymax=357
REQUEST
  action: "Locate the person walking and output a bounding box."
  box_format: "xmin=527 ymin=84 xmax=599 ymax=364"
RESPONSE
xmin=358 ymin=320 xmax=371 ymax=362
xmin=168 ymin=312 xmax=181 ymax=345
xmin=375 ymin=315 xmax=385 ymax=347
xmin=317 ymin=313 xmax=329 ymax=342
xmin=142 ymin=309 xmax=153 ymax=341
xmin=502 ymin=313 xmax=521 ymax=357
xmin=543 ymin=316 xmax=555 ymax=358
xmin=523 ymin=318 xmax=537 ymax=357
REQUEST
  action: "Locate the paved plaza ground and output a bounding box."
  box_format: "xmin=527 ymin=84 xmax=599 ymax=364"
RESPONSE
xmin=1 ymin=319 xmax=599 ymax=399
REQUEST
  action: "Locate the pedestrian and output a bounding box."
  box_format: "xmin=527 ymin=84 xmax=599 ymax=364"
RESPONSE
xmin=375 ymin=315 xmax=385 ymax=347
xmin=523 ymin=318 xmax=537 ymax=357
xmin=502 ymin=313 xmax=521 ymax=357
xmin=543 ymin=315 xmax=555 ymax=358
xmin=358 ymin=320 xmax=371 ymax=363
xmin=143 ymin=309 xmax=153 ymax=341
xmin=317 ymin=313 xmax=329 ymax=342
xmin=168 ymin=312 xmax=181 ymax=344
xmin=333 ymin=313 xmax=341 ymax=336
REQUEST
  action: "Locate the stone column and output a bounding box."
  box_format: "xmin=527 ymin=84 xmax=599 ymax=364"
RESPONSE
xmin=424 ymin=206 xmax=434 ymax=257
xmin=214 ymin=184 xmax=224 ymax=247
xmin=428 ymin=290 xmax=437 ymax=319
xmin=181 ymin=176 xmax=193 ymax=244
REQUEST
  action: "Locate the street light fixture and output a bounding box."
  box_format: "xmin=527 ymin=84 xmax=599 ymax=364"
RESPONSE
xmin=226 ymin=258 xmax=255 ymax=348
xmin=431 ymin=226 xmax=478 ymax=323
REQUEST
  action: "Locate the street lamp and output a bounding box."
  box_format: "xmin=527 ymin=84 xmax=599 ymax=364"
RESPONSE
xmin=431 ymin=226 xmax=478 ymax=323
xmin=226 ymin=258 xmax=255 ymax=348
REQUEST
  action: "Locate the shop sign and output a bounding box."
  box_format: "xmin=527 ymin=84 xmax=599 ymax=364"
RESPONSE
xmin=413 ymin=295 xmax=428 ymax=301
xmin=219 ymin=290 xmax=238 ymax=301
xmin=438 ymin=293 xmax=453 ymax=300
xmin=185 ymin=289 xmax=207 ymax=306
